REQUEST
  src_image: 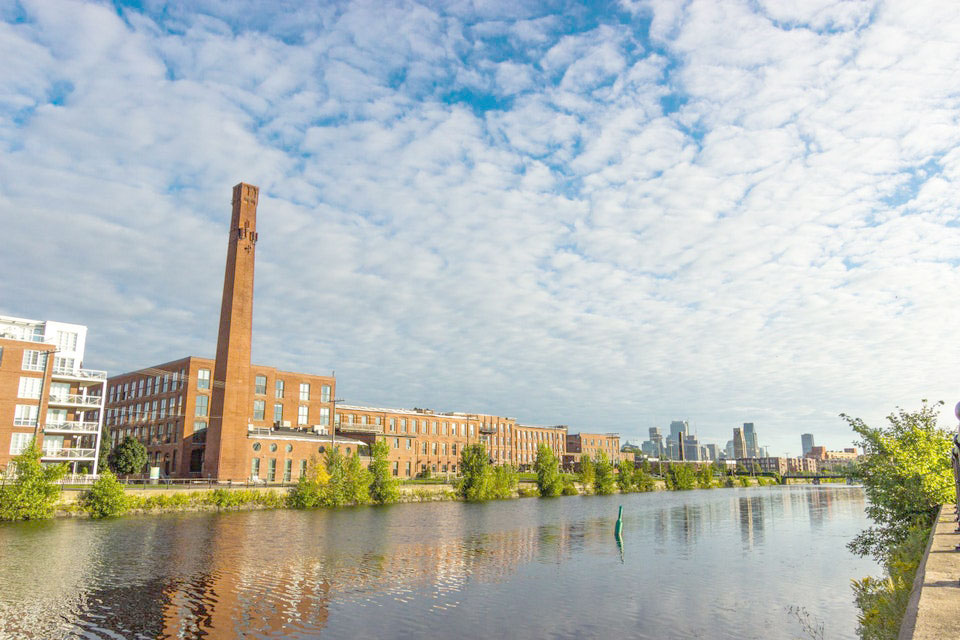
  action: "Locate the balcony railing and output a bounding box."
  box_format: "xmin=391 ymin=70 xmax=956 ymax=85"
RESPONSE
xmin=44 ymin=421 xmax=100 ymax=434
xmin=48 ymin=394 xmax=102 ymax=408
xmin=41 ymin=448 xmax=96 ymax=460
xmin=51 ymin=367 xmax=107 ymax=381
xmin=0 ymin=330 xmax=47 ymax=343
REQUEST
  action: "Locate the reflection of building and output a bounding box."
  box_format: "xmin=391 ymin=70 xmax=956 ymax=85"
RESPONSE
xmin=738 ymin=495 xmax=765 ymax=548
xmin=0 ymin=315 xmax=105 ymax=474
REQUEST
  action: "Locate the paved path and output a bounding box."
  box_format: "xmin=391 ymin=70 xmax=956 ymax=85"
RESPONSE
xmin=900 ymin=504 xmax=960 ymax=639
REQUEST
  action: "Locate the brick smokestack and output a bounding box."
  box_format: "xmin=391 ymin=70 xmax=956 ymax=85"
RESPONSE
xmin=206 ymin=182 xmax=259 ymax=479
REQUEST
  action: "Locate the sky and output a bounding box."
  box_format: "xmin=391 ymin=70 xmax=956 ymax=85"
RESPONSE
xmin=2 ymin=0 xmax=960 ymax=457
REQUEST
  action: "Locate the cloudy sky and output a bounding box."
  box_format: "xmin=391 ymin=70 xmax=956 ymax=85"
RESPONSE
xmin=3 ymin=0 xmax=959 ymax=456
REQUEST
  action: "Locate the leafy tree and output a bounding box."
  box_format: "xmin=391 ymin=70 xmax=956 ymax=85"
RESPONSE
xmin=844 ymin=401 xmax=953 ymax=560
xmin=490 ymin=464 xmax=518 ymax=499
xmin=533 ymin=444 xmax=563 ymax=497
xmin=639 ymin=458 xmax=651 ymax=474
xmin=108 ymin=436 xmax=147 ymax=475
xmin=344 ymin=452 xmax=372 ymax=505
xmin=0 ymin=441 xmax=68 ymax=521
xmin=458 ymin=444 xmax=491 ymax=501
xmin=666 ymin=463 xmax=696 ymax=490
xmin=696 ymin=464 xmax=714 ymax=489
xmin=288 ymin=455 xmax=330 ymax=508
xmin=633 ymin=465 xmax=655 ymax=492
xmin=593 ymin=451 xmax=615 ymax=495
xmin=368 ymin=438 xmax=399 ymax=504
xmin=712 ymin=460 xmax=726 ymax=476
xmin=616 ymin=459 xmax=635 ymax=493
xmin=751 ymin=462 xmax=762 ymax=475
xmin=324 ymin=447 xmax=349 ymax=507
xmin=80 ymin=470 xmax=129 ymax=518
xmin=97 ymin=430 xmax=111 ymax=473
xmin=578 ymin=454 xmax=595 ymax=490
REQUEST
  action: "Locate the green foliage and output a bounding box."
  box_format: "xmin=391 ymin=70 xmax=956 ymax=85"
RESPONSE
xmin=288 ymin=455 xmax=331 ymax=509
xmin=561 ymin=480 xmax=579 ymax=496
xmin=844 ymin=402 xmax=952 ymax=560
xmin=0 ymin=441 xmax=68 ymax=521
xmin=616 ymin=459 xmax=635 ymax=493
xmin=738 ymin=476 xmax=751 ymax=487
xmin=458 ymin=444 xmax=491 ymax=501
xmin=633 ymin=465 xmax=655 ymax=492
xmin=723 ymin=475 xmax=737 ymax=488
xmin=323 ymin=447 xmax=349 ymax=507
xmin=345 ymin=452 xmax=372 ymax=506
xmin=108 ymin=436 xmax=147 ymax=475
xmin=593 ymin=451 xmax=615 ymax=495
xmin=80 ymin=470 xmax=129 ymax=518
xmin=696 ymin=465 xmax=714 ymax=489
xmin=489 ymin=464 xmax=518 ymax=499
xmin=368 ymin=439 xmax=399 ymax=504
xmin=665 ymin=463 xmax=696 ymax=491
xmin=533 ymin=444 xmax=564 ymax=497
xmin=852 ymin=525 xmax=929 ymax=640
xmin=578 ymin=454 xmax=595 ymax=488
xmin=518 ymin=486 xmax=539 ymax=497
xmin=97 ymin=431 xmax=111 ymax=474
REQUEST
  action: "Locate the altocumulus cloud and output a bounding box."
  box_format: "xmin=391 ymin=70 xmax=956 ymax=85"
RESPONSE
xmin=2 ymin=0 xmax=959 ymax=454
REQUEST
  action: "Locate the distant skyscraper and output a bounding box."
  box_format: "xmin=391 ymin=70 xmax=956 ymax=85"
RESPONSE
xmin=733 ymin=427 xmax=747 ymax=459
xmin=743 ymin=422 xmax=757 ymax=457
xmin=705 ymin=443 xmax=720 ymax=461
xmin=801 ymin=433 xmax=815 ymax=456
xmin=724 ymin=440 xmax=734 ymax=458
xmin=683 ymin=434 xmax=700 ymax=461
xmin=669 ymin=421 xmax=688 ymax=440
xmin=642 ymin=427 xmax=664 ymax=458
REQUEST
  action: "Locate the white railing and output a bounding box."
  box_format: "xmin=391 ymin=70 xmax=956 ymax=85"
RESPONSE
xmin=0 ymin=331 xmax=47 ymax=343
xmin=41 ymin=448 xmax=96 ymax=460
xmin=13 ymin=418 xmax=37 ymax=427
xmin=51 ymin=367 xmax=107 ymax=381
xmin=44 ymin=421 xmax=99 ymax=434
xmin=48 ymin=394 xmax=102 ymax=407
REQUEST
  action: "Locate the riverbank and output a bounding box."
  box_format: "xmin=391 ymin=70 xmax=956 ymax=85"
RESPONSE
xmin=36 ymin=475 xmax=810 ymax=520
xmin=898 ymin=504 xmax=960 ymax=639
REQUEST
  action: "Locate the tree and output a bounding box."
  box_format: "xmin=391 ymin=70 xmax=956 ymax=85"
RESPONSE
xmin=288 ymin=455 xmax=330 ymax=509
xmin=109 ymin=436 xmax=147 ymax=475
xmin=533 ymin=444 xmax=563 ymax=497
xmin=593 ymin=451 xmax=615 ymax=495
xmin=666 ymin=463 xmax=696 ymax=490
xmin=324 ymin=447 xmax=348 ymax=507
xmin=458 ymin=444 xmax=491 ymax=501
xmin=578 ymin=454 xmax=595 ymax=490
xmin=80 ymin=470 xmax=129 ymax=518
xmin=490 ymin=464 xmax=518 ymax=499
xmin=344 ymin=452 xmax=372 ymax=505
xmin=844 ymin=401 xmax=953 ymax=560
xmin=97 ymin=429 xmax=111 ymax=473
xmin=0 ymin=441 xmax=68 ymax=521
xmin=633 ymin=465 xmax=655 ymax=492
xmin=696 ymin=464 xmax=714 ymax=489
xmin=616 ymin=459 xmax=635 ymax=493
xmin=368 ymin=439 xmax=399 ymax=504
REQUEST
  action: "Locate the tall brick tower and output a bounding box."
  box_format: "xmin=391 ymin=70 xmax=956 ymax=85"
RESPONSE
xmin=205 ymin=182 xmax=259 ymax=480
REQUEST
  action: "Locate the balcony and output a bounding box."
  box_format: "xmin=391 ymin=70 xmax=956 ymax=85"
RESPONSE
xmin=0 ymin=330 xmax=47 ymax=343
xmin=51 ymin=367 xmax=107 ymax=383
xmin=479 ymin=425 xmax=497 ymax=434
xmin=44 ymin=421 xmax=100 ymax=434
xmin=48 ymin=393 xmax=103 ymax=408
xmin=41 ymin=448 xmax=96 ymax=460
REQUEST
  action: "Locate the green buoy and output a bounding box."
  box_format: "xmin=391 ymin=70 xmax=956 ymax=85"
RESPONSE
xmin=614 ymin=505 xmax=623 ymax=539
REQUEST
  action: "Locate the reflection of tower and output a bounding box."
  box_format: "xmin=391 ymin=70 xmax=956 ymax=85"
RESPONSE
xmin=738 ymin=496 xmax=765 ymax=548
xmin=206 ymin=183 xmax=259 ymax=480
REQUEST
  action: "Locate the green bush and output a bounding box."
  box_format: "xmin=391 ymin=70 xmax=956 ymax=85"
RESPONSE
xmin=738 ymin=476 xmax=751 ymax=487
xmin=80 ymin=470 xmax=129 ymax=518
xmin=616 ymin=460 xmax=635 ymax=493
xmin=369 ymin=439 xmax=399 ymax=504
xmin=665 ymin=464 xmax=696 ymax=491
xmin=108 ymin=437 xmax=147 ymax=475
xmin=518 ymin=486 xmax=539 ymax=498
xmin=696 ymin=465 xmax=714 ymax=489
xmin=633 ymin=466 xmax=655 ymax=492
xmin=593 ymin=452 xmax=615 ymax=495
xmin=578 ymin=454 xmax=595 ymax=489
xmin=533 ymin=444 xmax=563 ymax=497
xmin=561 ymin=477 xmax=579 ymax=495
xmin=723 ymin=476 xmax=736 ymax=488
xmin=489 ymin=464 xmax=518 ymax=499
xmin=852 ymin=525 xmax=929 ymax=640
xmin=0 ymin=441 xmax=68 ymax=521
xmin=457 ymin=444 xmax=491 ymax=501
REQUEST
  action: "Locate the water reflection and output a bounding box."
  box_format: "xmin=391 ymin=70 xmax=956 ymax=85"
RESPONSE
xmin=0 ymin=487 xmax=873 ymax=639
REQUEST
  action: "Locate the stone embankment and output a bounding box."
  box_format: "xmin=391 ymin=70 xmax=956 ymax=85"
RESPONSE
xmin=899 ymin=504 xmax=960 ymax=639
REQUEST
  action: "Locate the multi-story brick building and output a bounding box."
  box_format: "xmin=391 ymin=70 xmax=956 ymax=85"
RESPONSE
xmin=0 ymin=315 xmax=105 ymax=474
xmin=513 ymin=424 xmax=566 ymax=470
xmin=563 ymin=432 xmax=621 ymax=469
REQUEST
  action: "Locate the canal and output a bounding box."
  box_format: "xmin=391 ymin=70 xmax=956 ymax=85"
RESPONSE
xmin=0 ymin=485 xmax=877 ymax=639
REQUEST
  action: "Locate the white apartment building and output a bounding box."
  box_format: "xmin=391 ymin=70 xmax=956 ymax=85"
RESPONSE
xmin=0 ymin=315 xmax=105 ymax=474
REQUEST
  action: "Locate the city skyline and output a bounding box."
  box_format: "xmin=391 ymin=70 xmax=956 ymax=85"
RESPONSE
xmin=3 ymin=1 xmax=960 ymax=456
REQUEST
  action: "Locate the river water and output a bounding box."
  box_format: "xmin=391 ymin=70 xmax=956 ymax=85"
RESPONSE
xmin=0 ymin=485 xmax=877 ymax=639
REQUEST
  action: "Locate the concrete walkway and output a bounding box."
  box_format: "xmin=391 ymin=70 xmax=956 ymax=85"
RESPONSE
xmin=899 ymin=504 xmax=960 ymax=639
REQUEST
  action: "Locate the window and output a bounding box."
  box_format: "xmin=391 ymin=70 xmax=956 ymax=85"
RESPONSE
xmin=452 ymin=443 xmax=457 ymax=456
xmin=195 ymin=395 xmax=209 ymax=417
xmin=9 ymin=432 xmax=32 ymax=455
xmin=299 ymin=383 xmax=310 ymax=401
xmin=275 ymin=379 xmax=284 ymax=398
xmin=268 ymin=459 xmax=277 ymax=482
xmin=451 ymin=423 xmax=457 ymax=436
xmin=162 ymin=374 xmax=169 ymax=393
xmin=405 ymin=461 xmax=411 ymax=476
xmin=299 ymin=459 xmax=307 ymax=478
xmin=284 ymin=459 xmax=292 ymax=482
xmin=17 ymin=377 xmax=42 ymax=399
xmin=321 ymin=384 xmax=331 ymax=402
xmin=422 ymin=441 xmax=427 ymax=455
xmin=406 ymin=439 xmax=411 ymax=450
xmin=254 ymin=375 xmax=267 ymax=395
xmin=319 ymin=407 xmax=329 ymax=426
xmin=432 ymin=442 xmax=438 ymax=455
xmin=410 ymin=419 xmax=416 ymax=433
xmin=251 ymin=458 xmax=261 ymax=478
xmin=253 ymin=400 xmax=265 ymax=420
xmin=298 ymin=405 xmax=308 ymax=425
xmin=197 ymin=369 xmax=210 ymax=390
xmin=159 ymin=399 xmax=167 ymax=419
xmin=274 ymin=403 xmax=283 ymax=423
xmin=392 ymin=461 xmax=398 ymax=477
xmin=56 ymin=331 xmax=78 ymax=352
xmin=22 ymin=350 xmax=47 ymax=372
xmin=14 ymin=405 xmax=38 ymax=427
xmin=394 ymin=438 xmax=400 ymax=448
xmin=389 ymin=418 xmax=396 ymax=432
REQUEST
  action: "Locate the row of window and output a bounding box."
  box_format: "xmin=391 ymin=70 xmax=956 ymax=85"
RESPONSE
xmin=392 ymin=461 xmax=455 ymax=476
xmin=111 ymin=421 xmax=187 ymax=447
xmin=109 ymin=369 xmax=189 ymax=402
xmin=9 ymin=433 xmax=72 ymax=456
xmin=107 ymin=396 xmax=186 ymax=425
xmin=252 ymin=377 xmax=331 ymax=402
xmin=390 ymin=438 xmax=460 ymax=457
